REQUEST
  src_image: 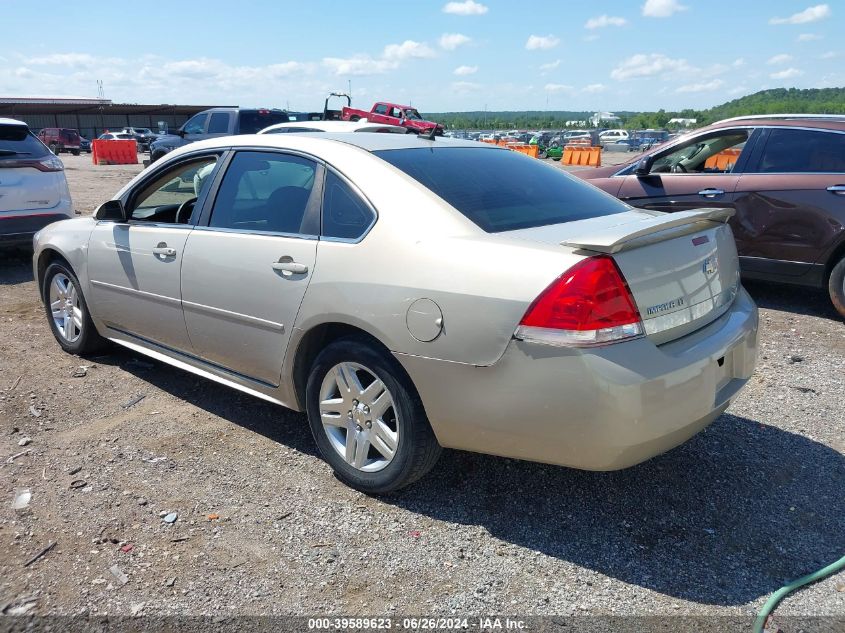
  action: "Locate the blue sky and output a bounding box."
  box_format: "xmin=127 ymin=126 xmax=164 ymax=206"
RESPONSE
xmin=0 ymin=1 xmax=841 ymax=112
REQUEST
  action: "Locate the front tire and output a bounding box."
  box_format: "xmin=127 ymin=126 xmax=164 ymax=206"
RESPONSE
xmin=71 ymin=149 xmax=80 ymax=156
xmin=828 ymin=256 xmax=845 ymax=318
xmin=305 ymin=337 xmax=441 ymax=494
xmin=42 ymin=262 xmax=108 ymax=355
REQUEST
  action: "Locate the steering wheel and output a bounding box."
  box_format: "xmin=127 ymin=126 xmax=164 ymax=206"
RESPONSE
xmin=175 ymin=196 xmax=197 ymax=224
xmin=671 ymin=163 xmax=688 ymax=173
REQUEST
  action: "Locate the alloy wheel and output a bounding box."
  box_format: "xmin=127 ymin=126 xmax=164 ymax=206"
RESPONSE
xmin=49 ymin=273 xmax=83 ymax=343
xmin=318 ymin=362 xmax=399 ymax=472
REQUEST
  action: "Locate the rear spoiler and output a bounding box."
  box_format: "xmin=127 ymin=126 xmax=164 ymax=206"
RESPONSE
xmin=561 ymin=207 xmax=734 ymax=254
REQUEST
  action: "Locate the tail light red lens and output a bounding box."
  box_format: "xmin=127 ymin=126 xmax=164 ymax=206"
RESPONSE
xmin=515 ymin=255 xmax=643 ymax=347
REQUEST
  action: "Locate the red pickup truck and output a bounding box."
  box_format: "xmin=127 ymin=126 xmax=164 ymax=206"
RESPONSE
xmin=341 ymin=101 xmax=443 ymax=135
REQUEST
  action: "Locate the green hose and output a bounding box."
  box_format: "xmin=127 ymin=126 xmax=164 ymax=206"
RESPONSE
xmin=753 ymin=554 xmax=845 ymax=633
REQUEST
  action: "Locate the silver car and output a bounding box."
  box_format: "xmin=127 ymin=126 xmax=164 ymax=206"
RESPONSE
xmin=33 ymin=133 xmax=758 ymax=493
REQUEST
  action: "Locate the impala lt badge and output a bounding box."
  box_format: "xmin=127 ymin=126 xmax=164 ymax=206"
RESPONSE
xmin=703 ymin=255 xmax=719 ymax=276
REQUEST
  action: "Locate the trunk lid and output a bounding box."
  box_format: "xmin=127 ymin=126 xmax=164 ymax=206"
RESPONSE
xmin=0 ymin=166 xmax=65 ymax=213
xmin=506 ymin=208 xmax=741 ymax=344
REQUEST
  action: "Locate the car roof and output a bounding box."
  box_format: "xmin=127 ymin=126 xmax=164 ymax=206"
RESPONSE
xmin=0 ymin=117 xmax=27 ymax=127
xmin=707 ymin=115 xmax=845 ymax=132
xmin=258 ymin=121 xmax=407 ymax=134
xmin=182 ymin=132 xmax=486 ymax=154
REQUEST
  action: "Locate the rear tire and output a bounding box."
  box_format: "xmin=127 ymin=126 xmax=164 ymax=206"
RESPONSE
xmin=305 ymin=337 xmax=441 ymax=494
xmin=42 ymin=262 xmax=109 ymax=355
xmin=71 ymin=149 xmax=80 ymax=156
xmin=828 ymin=256 xmax=845 ymax=318
xmin=49 ymin=143 xmax=58 ymax=155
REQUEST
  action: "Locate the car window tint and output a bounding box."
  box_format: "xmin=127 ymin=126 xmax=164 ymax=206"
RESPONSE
xmin=209 ymin=151 xmax=317 ymax=235
xmin=375 ymin=147 xmax=628 ymax=233
xmin=322 ymin=171 xmax=375 ymax=240
xmin=237 ymin=111 xmax=289 ymax=134
xmin=374 ymin=104 xmax=388 ymax=115
xmin=182 ymin=113 xmax=207 ymax=135
xmin=650 ymin=131 xmax=748 ymax=174
xmin=755 ymin=129 xmax=845 ymax=173
xmin=0 ymin=126 xmax=50 ymax=159
xmin=207 ymin=112 xmax=230 ymax=134
xmin=131 ymin=157 xmax=218 ymax=222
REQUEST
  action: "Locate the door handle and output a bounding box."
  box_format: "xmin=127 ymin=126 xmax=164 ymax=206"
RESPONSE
xmin=698 ymin=188 xmax=725 ymax=198
xmin=152 ymin=246 xmax=177 ymax=257
xmin=272 ymin=261 xmax=308 ymax=275
xmin=826 ymin=185 xmax=845 ymax=195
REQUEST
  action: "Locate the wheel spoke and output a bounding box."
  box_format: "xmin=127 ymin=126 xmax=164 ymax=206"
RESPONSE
xmin=353 ymin=432 xmax=370 ymax=469
xmin=72 ymin=308 xmax=83 ymax=330
xmin=344 ymin=428 xmax=358 ymax=464
xmin=52 ymin=277 xmax=66 ymax=300
xmin=370 ymin=389 xmax=392 ymax=420
xmin=371 ymin=420 xmax=397 ymax=459
xmin=50 ymin=299 xmax=63 ymax=313
xmin=63 ymin=315 xmax=73 ymax=339
xmin=338 ymin=363 xmax=363 ymax=397
xmin=67 ymin=284 xmax=77 ymax=305
xmin=360 ymin=376 xmax=386 ymax=406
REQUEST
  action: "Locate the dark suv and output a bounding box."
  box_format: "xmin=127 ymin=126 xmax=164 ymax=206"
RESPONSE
xmin=149 ymin=108 xmax=290 ymax=162
xmin=577 ymin=115 xmax=845 ymax=316
xmin=37 ymin=128 xmax=81 ymax=155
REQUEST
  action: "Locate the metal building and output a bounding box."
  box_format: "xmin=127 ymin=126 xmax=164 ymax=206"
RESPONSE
xmin=0 ymin=97 xmax=232 ymax=139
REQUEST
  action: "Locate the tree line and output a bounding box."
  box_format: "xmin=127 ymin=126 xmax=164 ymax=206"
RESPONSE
xmin=424 ymin=87 xmax=845 ymax=130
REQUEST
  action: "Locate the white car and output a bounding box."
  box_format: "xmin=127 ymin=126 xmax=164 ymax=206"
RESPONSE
xmin=258 ymin=121 xmax=407 ymax=135
xmin=0 ymin=118 xmax=72 ymax=246
xmin=598 ymin=129 xmax=630 ymax=143
xmin=98 ymin=132 xmax=136 ymax=141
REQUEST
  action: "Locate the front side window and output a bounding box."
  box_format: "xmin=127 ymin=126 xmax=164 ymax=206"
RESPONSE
xmin=322 ymin=171 xmax=375 ymax=240
xmin=649 ymin=130 xmax=749 ymax=174
xmin=207 ymin=112 xmax=230 ymax=134
xmin=753 ymin=128 xmax=845 ymax=174
xmin=130 ymin=156 xmax=218 ymax=223
xmin=375 ymin=147 xmax=628 ymax=233
xmin=182 ymin=113 xmax=207 ymax=135
xmin=209 ymin=151 xmax=318 ymax=235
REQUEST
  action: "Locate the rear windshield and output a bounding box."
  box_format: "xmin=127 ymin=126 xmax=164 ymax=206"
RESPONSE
xmin=374 ymin=147 xmax=629 ymax=232
xmin=238 ymin=110 xmax=290 ymax=134
xmin=0 ymin=126 xmax=50 ymax=159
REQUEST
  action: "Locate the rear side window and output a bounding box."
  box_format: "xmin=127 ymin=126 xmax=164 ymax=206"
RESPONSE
xmin=374 ymin=147 xmax=629 ymax=233
xmin=207 ymin=112 xmax=230 ymax=134
xmin=0 ymin=126 xmax=50 ymax=159
xmin=322 ymin=171 xmax=375 ymax=240
xmin=209 ymin=151 xmax=318 ymax=235
xmin=755 ymin=129 xmax=845 ymax=173
xmin=237 ymin=110 xmax=289 ymax=134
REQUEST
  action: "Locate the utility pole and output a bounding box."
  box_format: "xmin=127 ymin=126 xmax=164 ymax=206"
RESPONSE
xmin=348 ymin=79 xmax=352 ymax=100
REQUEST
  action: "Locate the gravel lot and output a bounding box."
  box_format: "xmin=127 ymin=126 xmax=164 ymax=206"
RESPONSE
xmin=1 ymin=152 xmax=843 ymax=628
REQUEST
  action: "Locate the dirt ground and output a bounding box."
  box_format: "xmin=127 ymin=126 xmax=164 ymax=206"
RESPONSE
xmin=0 ymin=152 xmax=843 ymax=625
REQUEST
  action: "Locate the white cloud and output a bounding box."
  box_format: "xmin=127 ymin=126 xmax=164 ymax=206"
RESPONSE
xmin=451 ymin=81 xmax=482 ymax=92
xmin=585 ymin=15 xmax=627 ymax=29
xmin=733 ymin=58 xmax=746 ymax=67
xmin=383 ymin=40 xmax=436 ymax=60
xmin=642 ymin=0 xmax=688 ymax=18
xmin=583 ymin=34 xmax=600 ymax=42
xmin=453 ymin=65 xmax=478 ymax=75
xmin=770 ymin=67 xmax=803 ymax=79
xmin=439 ymin=33 xmax=471 ymax=50
xmin=583 ymin=83 xmax=606 ymax=93
xmin=442 ymin=0 xmax=488 ymax=15
xmin=729 ymin=84 xmax=749 ymax=95
xmin=767 ymin=53 xmax=793 ymax=65
xmin=797 ymin=33 xmax=823 ymax=41
xmin=610 ymin=53 xmax=692 ymax=80
xmin=525 ymin=34 xmax=560 ymax=50
xmin=544 ymin=83 xmax=573 ymax=94
xmin=539 ymin=59 xmax=561 ymax=72
xmin=770 ymin=4 xmax=830 ymax=25
xmin=322 ymin=56 xmax=398 ymax=76
xmin=819 ymin=51 xmax=838 ymax=59
xmin=676 ymin=79 xmax=724 ymax=93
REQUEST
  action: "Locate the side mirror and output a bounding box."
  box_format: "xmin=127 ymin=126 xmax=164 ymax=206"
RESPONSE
xmin=94 ymin=199 xmax=127 ymax=222
xmin=634 ymin=156 xmax=654 ymax=177
xmin=176 ymin=128 xmax=186 ymax=137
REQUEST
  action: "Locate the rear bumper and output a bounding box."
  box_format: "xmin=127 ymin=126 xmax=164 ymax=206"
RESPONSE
xmin=396 ymin=287 xmax=759 ymax=470
xmin=0 ymin=203 xmax=73 ymax=245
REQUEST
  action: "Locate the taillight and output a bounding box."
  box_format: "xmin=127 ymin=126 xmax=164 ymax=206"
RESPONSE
xmin=36 ymin=156 xmax=64 ymax=172
xmin=514 ymin=255 xmax=643 ymax=347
